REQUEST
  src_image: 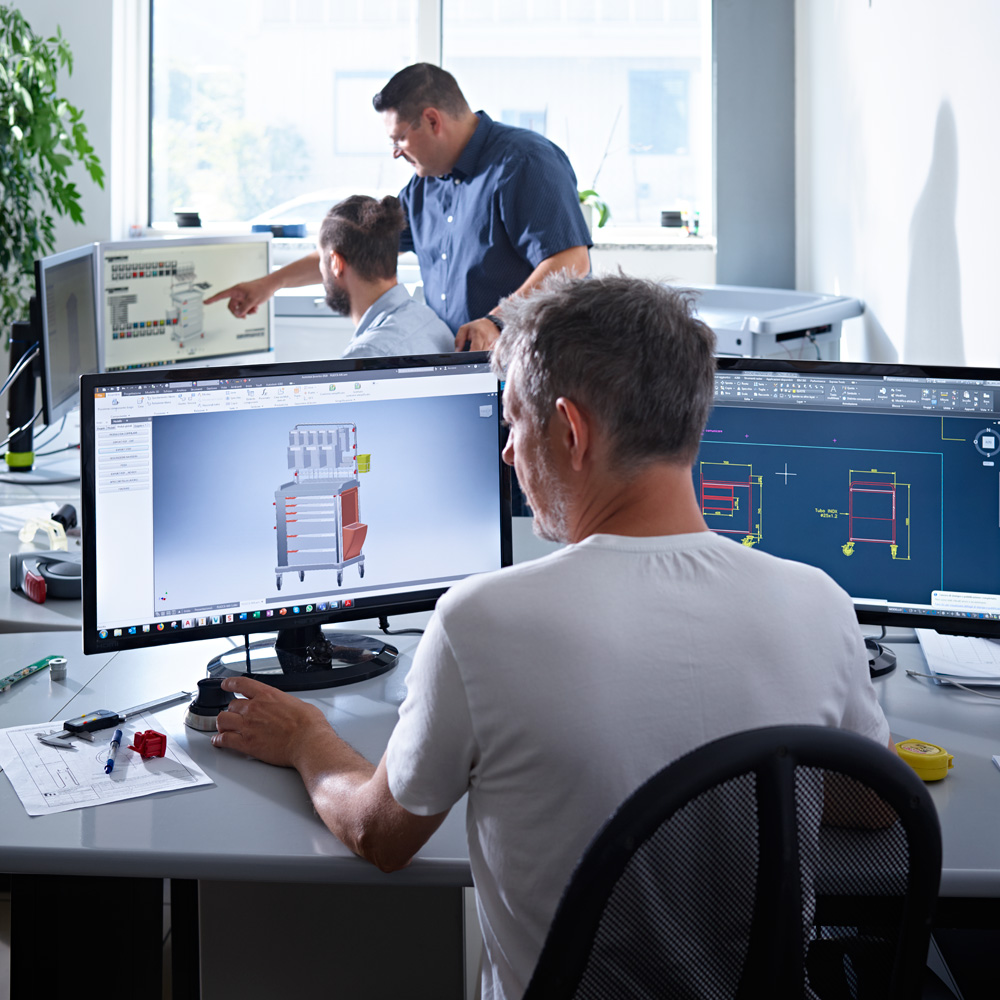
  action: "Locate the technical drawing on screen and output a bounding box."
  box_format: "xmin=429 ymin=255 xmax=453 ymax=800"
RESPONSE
xmin=98 ymin=235 xmax=272 ymax=371
xmin=81 ymin=357 xmax=508 ymax=661
xmin=701 ymin=362 xmax=1000 ymax=633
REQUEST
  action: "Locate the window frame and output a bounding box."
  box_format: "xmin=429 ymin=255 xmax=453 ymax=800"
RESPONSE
xmin=121 ymin=0 xmax=794 ymax=286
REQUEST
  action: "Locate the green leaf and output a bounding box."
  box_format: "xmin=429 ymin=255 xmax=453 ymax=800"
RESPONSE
xmin=0 ymin=5 xmax=103 ymax=331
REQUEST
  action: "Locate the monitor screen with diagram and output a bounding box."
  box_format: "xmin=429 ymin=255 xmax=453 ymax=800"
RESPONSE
xmin=80 ymin=354 xmax=510 ymax=653
xmin=98 ymin=234 xmax=272 ymax=371
xmin=702 ymin=359 xmax=1000 ymax=637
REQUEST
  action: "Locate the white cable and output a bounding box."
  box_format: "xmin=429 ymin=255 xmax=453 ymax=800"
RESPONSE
xmin=0 ymin=406 xmax=43 ymax=452
xmin=905 ymin=670 xmax=1000 ymax=701
xmin=0 ymin=342 xmax=40 ymax=400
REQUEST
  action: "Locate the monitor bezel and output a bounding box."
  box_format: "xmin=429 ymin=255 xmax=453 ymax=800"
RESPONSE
xmin=713 ymin=355 xmax=1000 ymax=639
xmin=80 ymin=352 xmax=512 ymax=655
xmin=95 ymin=232 xmax=274 ymax=372
xmin=34 ymin=242 xmax=101 ymax=427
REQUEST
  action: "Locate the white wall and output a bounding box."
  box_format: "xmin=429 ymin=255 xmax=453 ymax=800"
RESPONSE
xmin=16 ymin=0 xmax=114 ymax=250
xmin=796 ymin=0 xmax=1000 ymax=365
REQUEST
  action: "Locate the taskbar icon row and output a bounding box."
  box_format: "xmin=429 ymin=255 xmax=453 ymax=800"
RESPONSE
xmin=97 ymin=600 xmax=354 ymax=640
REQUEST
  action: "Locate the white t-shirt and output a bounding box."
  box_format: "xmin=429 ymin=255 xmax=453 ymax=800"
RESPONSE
xmin=385 ymin=531 xmax=890 ymax=1000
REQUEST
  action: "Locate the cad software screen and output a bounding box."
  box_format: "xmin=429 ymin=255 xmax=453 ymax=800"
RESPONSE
xmin=700 ymin=363 xmax=1000 ymax=630
xmin=99 ymin=236 xmax=271 ymax=371
xmin=37 ymin=246 xmax=100 ymax=423
xmin=84 ymin=360 xmax=504 ymax=650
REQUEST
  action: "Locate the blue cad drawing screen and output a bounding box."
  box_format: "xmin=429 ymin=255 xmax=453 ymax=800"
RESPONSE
xmin=697 ymin=382 xmax=1000 ymax=612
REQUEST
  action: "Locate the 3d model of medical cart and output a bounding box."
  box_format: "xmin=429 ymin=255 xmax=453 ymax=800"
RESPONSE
xmin=273 ymin=423 xmax=370 ymax=590
xmin=167 ymin=261 xmax=206 ymax=346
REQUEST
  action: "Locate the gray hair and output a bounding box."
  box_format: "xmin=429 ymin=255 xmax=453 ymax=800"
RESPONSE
xmin=492 ymin=273 xmax=716 ymax=469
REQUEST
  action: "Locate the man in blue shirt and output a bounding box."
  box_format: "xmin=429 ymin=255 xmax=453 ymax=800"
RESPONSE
xmin=207 ymin=64 xmax=591 ymax=352
xmin=317 ymin=194 xmax=454 ymax=358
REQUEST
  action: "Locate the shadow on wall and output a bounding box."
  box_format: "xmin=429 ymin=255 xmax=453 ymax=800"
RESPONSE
xmin=861 ymin=309 xmax=899 ymax=363
xmin=904 ymin=100 xmax=964 ymax=365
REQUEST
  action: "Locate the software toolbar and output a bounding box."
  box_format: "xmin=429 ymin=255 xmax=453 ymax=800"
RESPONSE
xmin=715 ymin=372 xmax=998 ymax=415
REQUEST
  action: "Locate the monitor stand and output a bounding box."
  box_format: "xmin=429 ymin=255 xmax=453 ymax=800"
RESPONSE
xmin=206 ymin=625 xmax=399 ymax=692
xmin=0 ymin=468 xmax=80 ymax=485
xmin=865 ymin=636 xmax=897 ymax=678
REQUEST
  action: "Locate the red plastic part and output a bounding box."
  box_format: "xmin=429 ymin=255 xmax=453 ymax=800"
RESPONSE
xmin=22 ymin=569 xmax=46 ymax=604
xmin=129 ymin=729 xmax=167 ymax=758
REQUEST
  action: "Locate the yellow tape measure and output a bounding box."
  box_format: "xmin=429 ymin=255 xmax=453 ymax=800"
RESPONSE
xmin=895 ymin=739 xmax=954 ymax=781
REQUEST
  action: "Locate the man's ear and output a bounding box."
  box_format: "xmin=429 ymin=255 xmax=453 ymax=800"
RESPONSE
xmin=330 ymin=250 xmax=346 ymax=279
xmin=423 ymin=107 xmax=443 ymax=135
xmin=553 ymin=397 xmax=591 ymax=472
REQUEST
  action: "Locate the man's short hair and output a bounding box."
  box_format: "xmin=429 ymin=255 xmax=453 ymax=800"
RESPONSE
xmin=372 ymin=63 xmax=470 ymax=122
xmin=493 ymin=273 xmax=717 ymax=469
xmin=318 ymin=195 xmax=405 ymax=282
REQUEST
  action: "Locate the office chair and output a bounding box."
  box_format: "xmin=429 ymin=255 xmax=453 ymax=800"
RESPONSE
xmin=522 ymin=725 xmax=942 ymax=1000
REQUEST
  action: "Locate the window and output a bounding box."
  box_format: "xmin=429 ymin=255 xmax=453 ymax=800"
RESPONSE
xmin=629 ymin=70 xmax=689 ymax=156
xmin=442 ymin=0 xmax=712 ymax=229
xmin=149 ymin=0 xmax=418 ymax=228
xmin=149 ymin=0 xmax=713 ymax=232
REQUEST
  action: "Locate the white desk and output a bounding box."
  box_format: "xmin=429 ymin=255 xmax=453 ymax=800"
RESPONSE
xmin=0 ymin=528 xmax=82 ymax=632
xmin=0 ymin=450 xmax=83 ymax=632
xmin=0 ymin=623 xmax=471 ymax=998
xmin=876 ymin=635 xmax=1000 ymax=906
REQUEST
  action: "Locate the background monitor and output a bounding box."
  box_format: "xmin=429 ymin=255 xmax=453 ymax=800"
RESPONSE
xmin=702 ymin=358 xmax=1000 ymax=639
xmin=34 ymin=242 xmax=101 ymax=426
xmin=97 ymin=234 xmax=273 ymax=372
xmin=81 ymin=353 xmax=511 ymax=688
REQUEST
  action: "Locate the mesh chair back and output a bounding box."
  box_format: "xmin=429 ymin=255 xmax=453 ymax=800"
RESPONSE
xmin=523 ymin=725 xmax=941 ymax=1000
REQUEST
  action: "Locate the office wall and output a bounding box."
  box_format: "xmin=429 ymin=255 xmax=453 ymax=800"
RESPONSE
xmin=16 ymin=0 xmax=115 ymax=250
xmin=796 ymin=0 xmax=1000 ymax=365
xmin=715 ymin=0 xmax=795 ymax=289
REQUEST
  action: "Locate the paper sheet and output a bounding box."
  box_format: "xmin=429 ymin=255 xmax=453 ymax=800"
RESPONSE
xmin=915 ymin=628 xmax=1000 ymax=684
xmin=0 ymin=711 xmax=213 ymax=815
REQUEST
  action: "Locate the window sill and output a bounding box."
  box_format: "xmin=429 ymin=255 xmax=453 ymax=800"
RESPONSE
xmin=591 ymin=226 xmax=715 ymax=250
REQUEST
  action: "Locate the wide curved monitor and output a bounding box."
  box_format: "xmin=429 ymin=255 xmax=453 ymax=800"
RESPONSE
xmin=81 ymin=354 xmax=511 ymax=670
xmin=703 ymin=358 xmax=1000 ymax=638
xmin=97 ymin=234 xmax=273 ymax=372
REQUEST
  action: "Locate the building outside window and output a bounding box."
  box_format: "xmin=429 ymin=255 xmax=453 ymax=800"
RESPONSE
xmin=150 ymin=0 xmax=712 ymax=234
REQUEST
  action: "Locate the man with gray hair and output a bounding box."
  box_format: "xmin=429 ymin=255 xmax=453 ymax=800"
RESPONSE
xmin=211 ymin=274 xmax=890 ymax=1000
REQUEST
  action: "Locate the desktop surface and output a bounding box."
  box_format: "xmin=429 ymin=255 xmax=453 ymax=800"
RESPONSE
xmin=0 ymin=629 xmax=999 ymax=899
xmin=0 ymin=627 xmax=472 ymax=886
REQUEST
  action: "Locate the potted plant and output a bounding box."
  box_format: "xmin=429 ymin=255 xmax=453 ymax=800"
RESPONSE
xmin=579 ymin=189 xmax=610 ymax=233
xmin=0 ymin=5 xmax=104 ymax=337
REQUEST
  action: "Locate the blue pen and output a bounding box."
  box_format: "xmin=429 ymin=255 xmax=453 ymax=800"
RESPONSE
xmin=104 ymin=728 xmax=123 ymax=774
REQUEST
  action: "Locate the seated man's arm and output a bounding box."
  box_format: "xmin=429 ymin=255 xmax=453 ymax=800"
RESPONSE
xmin=455 ymin=245 xmax=590 ymax=352
xmin=212 ymin=676 xmax=447 ymax=872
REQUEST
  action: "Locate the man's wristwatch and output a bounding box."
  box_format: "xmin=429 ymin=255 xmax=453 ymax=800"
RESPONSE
xmin=483 ymin=315 xmax=504 ymax=333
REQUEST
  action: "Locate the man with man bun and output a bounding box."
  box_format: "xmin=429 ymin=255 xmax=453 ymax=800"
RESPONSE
xmin=317 ymin=194 xmax=454 ymax=358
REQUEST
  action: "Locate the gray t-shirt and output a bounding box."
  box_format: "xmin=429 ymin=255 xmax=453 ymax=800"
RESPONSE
xmin=340 ymin=284 xmax=455 ymax=359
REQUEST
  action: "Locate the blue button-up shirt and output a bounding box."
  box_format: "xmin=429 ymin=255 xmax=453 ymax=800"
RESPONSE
xmin=341 ymin=284 xmax=456 ymax=358
xmin=398 ymin=112 xmax=592 ymax=333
